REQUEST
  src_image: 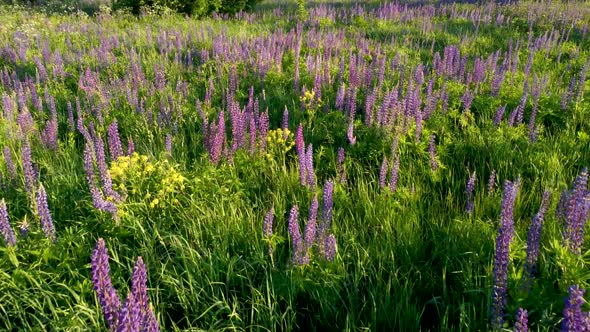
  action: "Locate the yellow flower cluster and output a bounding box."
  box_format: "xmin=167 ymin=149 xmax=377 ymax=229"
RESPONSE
xmin=109 ymin=153 xmax=186 ymax=209
xmin=265 ymin=128 xmax=295 ymax=160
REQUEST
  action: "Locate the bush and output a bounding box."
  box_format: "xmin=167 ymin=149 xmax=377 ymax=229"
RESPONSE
xmin=112 ymin=0 xmax=262 ymax=16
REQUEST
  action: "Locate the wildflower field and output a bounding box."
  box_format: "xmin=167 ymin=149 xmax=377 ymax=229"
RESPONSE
xmin=0 ymin=0 xmax=589 ymax=330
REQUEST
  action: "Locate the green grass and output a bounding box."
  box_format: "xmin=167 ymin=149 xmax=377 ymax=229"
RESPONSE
xmin=0 ymin=0 xmax=589 ymax=331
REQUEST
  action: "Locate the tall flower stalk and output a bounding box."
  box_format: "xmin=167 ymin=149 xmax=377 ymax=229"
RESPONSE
xmin=522 ymin=190 xmax=550 ymax=291
xmin=36 ymin=185 xmax=56 ymax=243
xmin=0 ymin=199 xmax=16 ymax=247
xmin=491 ymin=180 xmax=519 ymax=330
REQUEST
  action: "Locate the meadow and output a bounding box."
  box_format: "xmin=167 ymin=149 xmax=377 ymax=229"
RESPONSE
xmin=0 ymin=0 xmax=589 ymax=330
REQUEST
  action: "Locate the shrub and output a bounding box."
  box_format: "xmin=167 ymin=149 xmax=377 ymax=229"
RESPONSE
xmin=112 ymin=0 xmax=261 ymax=16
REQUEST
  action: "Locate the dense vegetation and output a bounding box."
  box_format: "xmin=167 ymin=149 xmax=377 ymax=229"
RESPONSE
xmin=0 ymin=0 xmax=589 ymax=331
xmin=113 ymin=0 xmax=263 ymax=16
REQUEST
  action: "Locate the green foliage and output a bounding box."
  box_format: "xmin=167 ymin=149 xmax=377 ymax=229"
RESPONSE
xmin=296 ymin=0 xmax=307 ymax=21
xmin=112 ymin=0 xmax=261 ymax=16
xmin=0 ymin=1 xmax=589 ymax=331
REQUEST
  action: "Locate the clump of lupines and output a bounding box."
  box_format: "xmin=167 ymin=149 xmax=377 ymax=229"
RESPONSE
xmin=513 ymin=308 xmax=528 ymax=332
xmin=83 ymin=142 xmax=118 ymax=218
xmin=36 ymin=185 xmax=56 ymax=243
xmin=288 ymin=182 xmax=337 ymax=265
xmin=0 ymin=199 xmax=16 ymax=247
xmin=562 ymin=285 xmax=585 ymax=332
xmin=91 ymin=238 xmax=121 ymax=330
xmin=522 ymin=190 xmax=550 ymax=291
xmin=465 ymin=171 xmax=476 ymax=214
xmin=491 ymin=180 xmax=519 ymax=330
xmin=91 ymin=239 xmax=160 ymax=331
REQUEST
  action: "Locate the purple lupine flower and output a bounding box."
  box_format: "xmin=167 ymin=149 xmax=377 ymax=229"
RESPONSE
xmin=209 ymin=111 xmax=225 ymax=165
xmin=41 ymin=113 xmax=58 ymax=150
xmin=515 ymin=91 xmax=528 ymax=126
xmin=379 ymin=157 xmax=388 ymax=190
xmin=118 ymin=292 xmax=141 ymax=332
xmin=282 ymin=107 xmax=289 ymax=140
xmin=108 ymin=121 xmax=124 ymax=160
xmin=415 ymin=107 xmax=423 ymax=143
xmin=165 ymin=134 xmax=172 ymax=155
xmin=494 ymin=105 xmax=507 ymax=127
xmin=562 ymin=285 xmax=585 ymax=332
xmin=556 ymin=188 xmax=571 ymax=222
xmin=142 ymin=308 xmax=160 ymax=332
xmin=296 ymin=125 xmax=307 ymax=186
xmin=3 ymin=146 xmax=17 ymax=181
xmin=93 ymin=130 xmax=121 ymax=202
xmin=461 ymin=89 xmax=474 ymax=113
xmin=522 ymin=190 xmax=550 ymax=291
xmin=389 ymin=156 xmax=400 ymax=193
xmin=21 ymin=140 xmax=37 ymax=193
xmin=2 ymin=94 xmax=14 ymax=120
xmin=0 ymin=199 xmax=16 ymax=247
xmin=347 ymin=121 xmax=356 ymax=145
xmin=324 ymin=234 xmax=336 ymax=261
xmin=33 ymin=56 xmax=48 ymax=81
xmin=263 ymin=207 xmax=274 ymax=256
xmin=91 ymin=238 xmax=121 ymax=330
xmin=288 ymin=206 xmax=304 ymax=265
xmin=491 ymin=180 xmax=519 ymax=330
xmin=131 ymin=256 xmax=149 ymax=319
xmin=337 ymin=147 xmax=346 ymax=184
xmin=466 ymin=172 xmax=477 ymax=214
xmin=335 ymin=83 xmax=345 ymax=111
xmin=127 ymin=138 xmax=135 ymax=156
xmin=364 ymin=88 xmax=377 ymax=126
xmin=429 ymin=134 xmax=438 ymax=171
xmin=583 ymin=312 xmax=590 ymax=332
xmin=305 ymin=195 xmax=318 ymax=249
xmin=491 ymin=70 xmax=506 ymax=97
xmin=36 ymin=185 xmax=56 ymax=243
xmin=561 ymin=76 xmax=577 ymax=110
xmin=488 ymin=170 xmax=497 ymax=194
xmin=83 ymin=143 xmax=118 ymax=218
xmin=306 ymin=144 xmax=315 ymax=189
xmin=514 ymin=308 xmax=528 ymax=332
xmin=440 ymin=89 xmax=449 ymax=114
xmin=322 ymin=180 xmax=334 ymax=225
xmin=258 ymin=109 xmax=269 ymax=151
xmin=562 ymin=168 xmax=590 ymax=254
xmin=67 ymin=101 xmax=75 ymax=131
